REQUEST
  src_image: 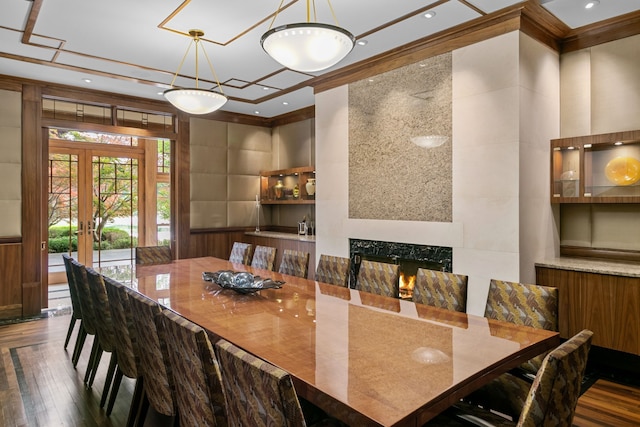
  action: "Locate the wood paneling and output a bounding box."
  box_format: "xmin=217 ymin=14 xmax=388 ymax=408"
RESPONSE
xmin=536 ymin=266 xmax=640 ymax=356
xmin=174 ymin=112 xmax=190 ymax=259
xmin=0 ymin=244 xmax=22 ymax=320
xmin=21 ymin=85 xmax=42 ymax=316
xmin=189 ymin=229 xmax=249 ymax=260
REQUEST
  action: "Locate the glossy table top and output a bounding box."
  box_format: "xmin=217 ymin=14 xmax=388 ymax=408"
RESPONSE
xmin=101 ymin=257 xmax=559 ymax=427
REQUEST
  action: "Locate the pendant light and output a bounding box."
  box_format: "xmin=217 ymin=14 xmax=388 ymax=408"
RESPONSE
xmin=163 ymin=29 xmax=227 ymax=115
xmin=260 ymin=0 xmax=355 ymax=73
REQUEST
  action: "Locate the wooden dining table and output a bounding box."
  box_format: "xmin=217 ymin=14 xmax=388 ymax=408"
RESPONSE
xmin=100 ymin=256 xmax=559 ymax=427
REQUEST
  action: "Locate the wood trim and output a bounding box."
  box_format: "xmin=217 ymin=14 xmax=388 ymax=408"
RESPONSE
xmin=260 ymin=166 xmax=315 ymax=176
xmin=174 ymin=112 xmax=190 ymax=259
xmin=0 ymin=80 xmax=22 ymax=92
xmin=42 ymin=118 xmax=178 ymax=140
xmin=560 ymin=246 xmax=640 ymax=263
xmin=0 ymin=304 xmax=22 ymax=320
xmin=0 ymin=237 xmax=21 ymax=244
xmin=561 ymin=10 xmax=640 ymax=54
xmin=269 ymin=106 xmax=315 ymax=127
xmin=21 ymin=85 xmax=43 ymax=316
xmin=311 ymin=6 xmax=524 ymax=94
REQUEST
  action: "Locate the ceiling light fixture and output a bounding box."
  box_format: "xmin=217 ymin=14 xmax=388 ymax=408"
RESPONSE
xmin=163 ymin=29 xmax=227 ymax=115
xmin=585 ymin=1 xmax=599 ymax=9
xmin=260 ymin=0 xmax=355 ymax=73
xmin=424 ymin=11 xmax=436 ymax=18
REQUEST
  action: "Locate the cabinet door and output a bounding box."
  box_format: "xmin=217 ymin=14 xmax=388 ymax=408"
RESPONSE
xmin=536 ymin=267 xmax=581 ymax=339
xmin=612 ymin=275 xmax=640 ymax=355
xmin=580 ymin=272 xmax=617 ymax=349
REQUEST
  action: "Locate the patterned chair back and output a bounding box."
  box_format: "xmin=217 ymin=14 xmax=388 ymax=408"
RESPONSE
xmin=412 ymin=269 xmax=468 ymax=312
xmin=315 ymin=254 xmax=350 ymax=287
xmin=356 ymin=260 xmax=399 ymax=298
xmin=103 ymin=276 xmax=139 ymax=380
xmin=278 ymin=249 xmax=310 ymax=278
xmin=250 ymin=245 xmax=277 ymax=271
xmin=229 ymin=242 xmax=253 ymax=265
xmin=62 ymin=254 xmax=82 ymax=321
xmin=127 ymin=290 xmax=176 ymax=418
xmin=519 ymin=329 xmax=593 ymax=426
xmin=215 ymin=339 xmax=306 ymax=427
xmin=157 ymin=309 xmax=227 ymax=427
xmin=85 ymin=268 xmax=116 ymax=353
xmin=135 ymin=245 xmax=172 ymax=265
xmin=70 ymin=260 xmax=97 ymax=336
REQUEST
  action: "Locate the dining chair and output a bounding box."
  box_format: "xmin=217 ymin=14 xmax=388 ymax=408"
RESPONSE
xmin=135 ymin=245 xmax=172 ymax=265
xmin=156 ymin=309 xmax=227 ymax=427
xmin=250 ymin=245 xmax=277 ymax=271
xmin=229 ymin=242 xmax=253 ymax=265
xmin=429 ymin=329 xmax=593 ymax=427
xmin=314 ymin=254 xmax=350 ymax=287
xmin=69 ymin=260 xmax=98 ymax=372
xmin=412 ymin=268 xmax=468 ymax=312
xmin=278 ymin=249 xmax=310 ymax=278
xmin=103 ymin=275 xmax=143 ymax=426
xmin=127 ymin=289 xmax=177 ymax=426
xmin=85 ymin=267 xmax=118 ymax=408
xmin=215 ymin=339 xmax=341 ymax=427
xmin=61 ymin=254 xmax=84 ymax=353
xmin=355 ymin=260 xmax=399 ymax=298
xmin=469 ymin=278 xmax=559 ymax=419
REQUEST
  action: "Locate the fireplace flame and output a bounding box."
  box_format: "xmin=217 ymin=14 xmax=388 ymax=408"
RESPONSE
xmin=399 ymin=272 xmax=415 ymax=299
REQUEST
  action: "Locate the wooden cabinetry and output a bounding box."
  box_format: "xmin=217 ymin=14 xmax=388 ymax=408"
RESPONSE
xmin=536 ymin=265 xmax=640 ymax=355
xmin=260 ymin=166 xmax=315 ymax=205
xmin=551 ymin=130 xmax=640 ymax=203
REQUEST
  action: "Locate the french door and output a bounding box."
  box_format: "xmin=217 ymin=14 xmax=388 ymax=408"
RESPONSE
xmin=48 ymin=141 xmax=144 ymax=284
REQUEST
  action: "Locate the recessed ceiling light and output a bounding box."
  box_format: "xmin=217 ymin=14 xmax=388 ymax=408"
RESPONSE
xmin=254 ymin=111 xmax=260 ymax=115
xmin=263 ymin=87 xmax=270 ymax=91
xmin=82 ymin=78 xmax=92 ymax=83
xmin=614 ymin=141 xmax=623 ymax=146
xmin=157 ymin=91 xmax=164 ymax=96
xmin=585 ymin=1 xmax=599 ymax=9
xmin=583 ymin=144 xmax=592 ymax=148
xmin=282 ymin=101 xmax=289 ymax=105
xmin=424 ymin=11 xmax=436 ymax=19
xmin=357 ymin=40 xmax=368 ymax=46
xmin=567 ymin=146 xmax=575 ymax=150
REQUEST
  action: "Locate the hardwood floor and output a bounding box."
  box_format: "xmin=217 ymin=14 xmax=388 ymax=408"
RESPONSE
xmin=1 ymin=312 xmax=639 ymax=426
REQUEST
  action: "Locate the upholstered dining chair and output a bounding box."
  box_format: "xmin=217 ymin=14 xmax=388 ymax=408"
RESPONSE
xmin=229 ymin=242 xmax=253 ymax=265
xmin=355 ymin=260 xmax=399 ymax=298
xmin=156 ymin=309 xmax=227 ymax=427
xmin=412 ymin=269 xmax=468 ymax=312
xmin=135 ymin=245 xmax=172 ymax=266
xmin=61 ymin=254 xmax=84 ymax=353
xmin=85 ymin=267 xmax=118 ymax=408
xmin=314 ymin=254 xmax=350 ymax=287
xmin=429 ymin=329 xmax=593 ymax=427
xmin=215 ymin=339 xmax=341 ymax=427
xmin=278 ymin=249 xmax=310 ymax=278
xmin=250 ymin=245 xmax=277 ymax=271
xmin=469 ymin=279 xmax=559 ymax=419
xmin=127 ymin=289 xmax=177 ymax=426
xmin=103 ymin=275 xmax=143 ymax=426
xmin=69 ymin=260 xmax=98 ymax=371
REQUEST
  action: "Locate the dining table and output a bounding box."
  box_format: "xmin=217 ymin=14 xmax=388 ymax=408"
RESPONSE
xmin=100 ymin=256 xmax=559 ymax=427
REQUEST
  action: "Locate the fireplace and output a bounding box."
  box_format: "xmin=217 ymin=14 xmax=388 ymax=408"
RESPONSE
xmin=349 ymin=239 xmax=453 ymax=299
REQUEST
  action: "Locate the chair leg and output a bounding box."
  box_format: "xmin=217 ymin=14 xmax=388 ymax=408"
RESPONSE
xmin=84 ymin=339 xmax=101 ymax=385
xmin=106 ymin=367 xmax=124 ymax=416
xmin=64 ymin=314 xmax=78 ymax=349
xmin=125 ymin=377 xmax=144 ymax=427
xmin=88 ymin=347 xmax=103 ymax=388
xmin=100 ymin=353 xmax=118 ymax=408
xmin=72 ymin=325 xmax=87 ymax=367
xmin=135 ymin=392 xmax=149 ymax=427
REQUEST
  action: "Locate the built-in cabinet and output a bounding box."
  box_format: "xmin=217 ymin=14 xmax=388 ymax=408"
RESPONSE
xmin=551 ymin=130 xmax=640 ymax=203
xmin=536 ymin=264 xmax=640 ymax=356
xmin=260 ymin=166 xmax=315 ymax=205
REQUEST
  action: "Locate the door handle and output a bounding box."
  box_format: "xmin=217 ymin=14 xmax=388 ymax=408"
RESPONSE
xmin=74 ymin=221 xmax=83 ymax=235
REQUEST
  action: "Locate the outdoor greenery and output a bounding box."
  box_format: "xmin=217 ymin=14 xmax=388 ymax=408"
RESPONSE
xmin=48 ymin=225 xmax=136 ymax=253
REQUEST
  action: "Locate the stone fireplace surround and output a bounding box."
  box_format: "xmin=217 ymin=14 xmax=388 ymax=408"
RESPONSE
xmin=348 ymin=239 xmax=453 ymax=291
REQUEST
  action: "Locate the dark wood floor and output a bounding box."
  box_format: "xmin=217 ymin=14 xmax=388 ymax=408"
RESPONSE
xmin=1 ymin=312 xmax=639 ymax=427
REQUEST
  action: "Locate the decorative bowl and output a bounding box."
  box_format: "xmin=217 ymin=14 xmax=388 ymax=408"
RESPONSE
xmin=202 ymin=270 xmax=284 ymax=294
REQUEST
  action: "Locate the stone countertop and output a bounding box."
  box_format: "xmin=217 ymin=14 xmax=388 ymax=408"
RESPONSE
xmin=535 ymin=257 xmax=640 ymax=278
xmin=245 ymin=231 xmax=315 ymax=242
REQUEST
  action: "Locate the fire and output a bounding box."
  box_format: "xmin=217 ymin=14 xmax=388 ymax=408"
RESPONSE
xmin=399 ymin=272 xmax=415 ymax=299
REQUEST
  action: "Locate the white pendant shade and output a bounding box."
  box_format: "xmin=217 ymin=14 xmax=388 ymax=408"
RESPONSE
xmin=261 ymin=23 xmax=355 ymax=73
xmin=163 ymin=88 xmax=227 ymax=115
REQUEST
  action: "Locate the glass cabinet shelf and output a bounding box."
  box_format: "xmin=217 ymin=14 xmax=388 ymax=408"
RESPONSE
xmin=551 ymin=130 xmax=640 ymax=203
xmin=260 ymin=166 xmax=315 ymax=205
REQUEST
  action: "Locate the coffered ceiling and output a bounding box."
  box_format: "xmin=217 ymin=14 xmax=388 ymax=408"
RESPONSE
xmin=1 ymin=0 xmax=639 ymax=118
